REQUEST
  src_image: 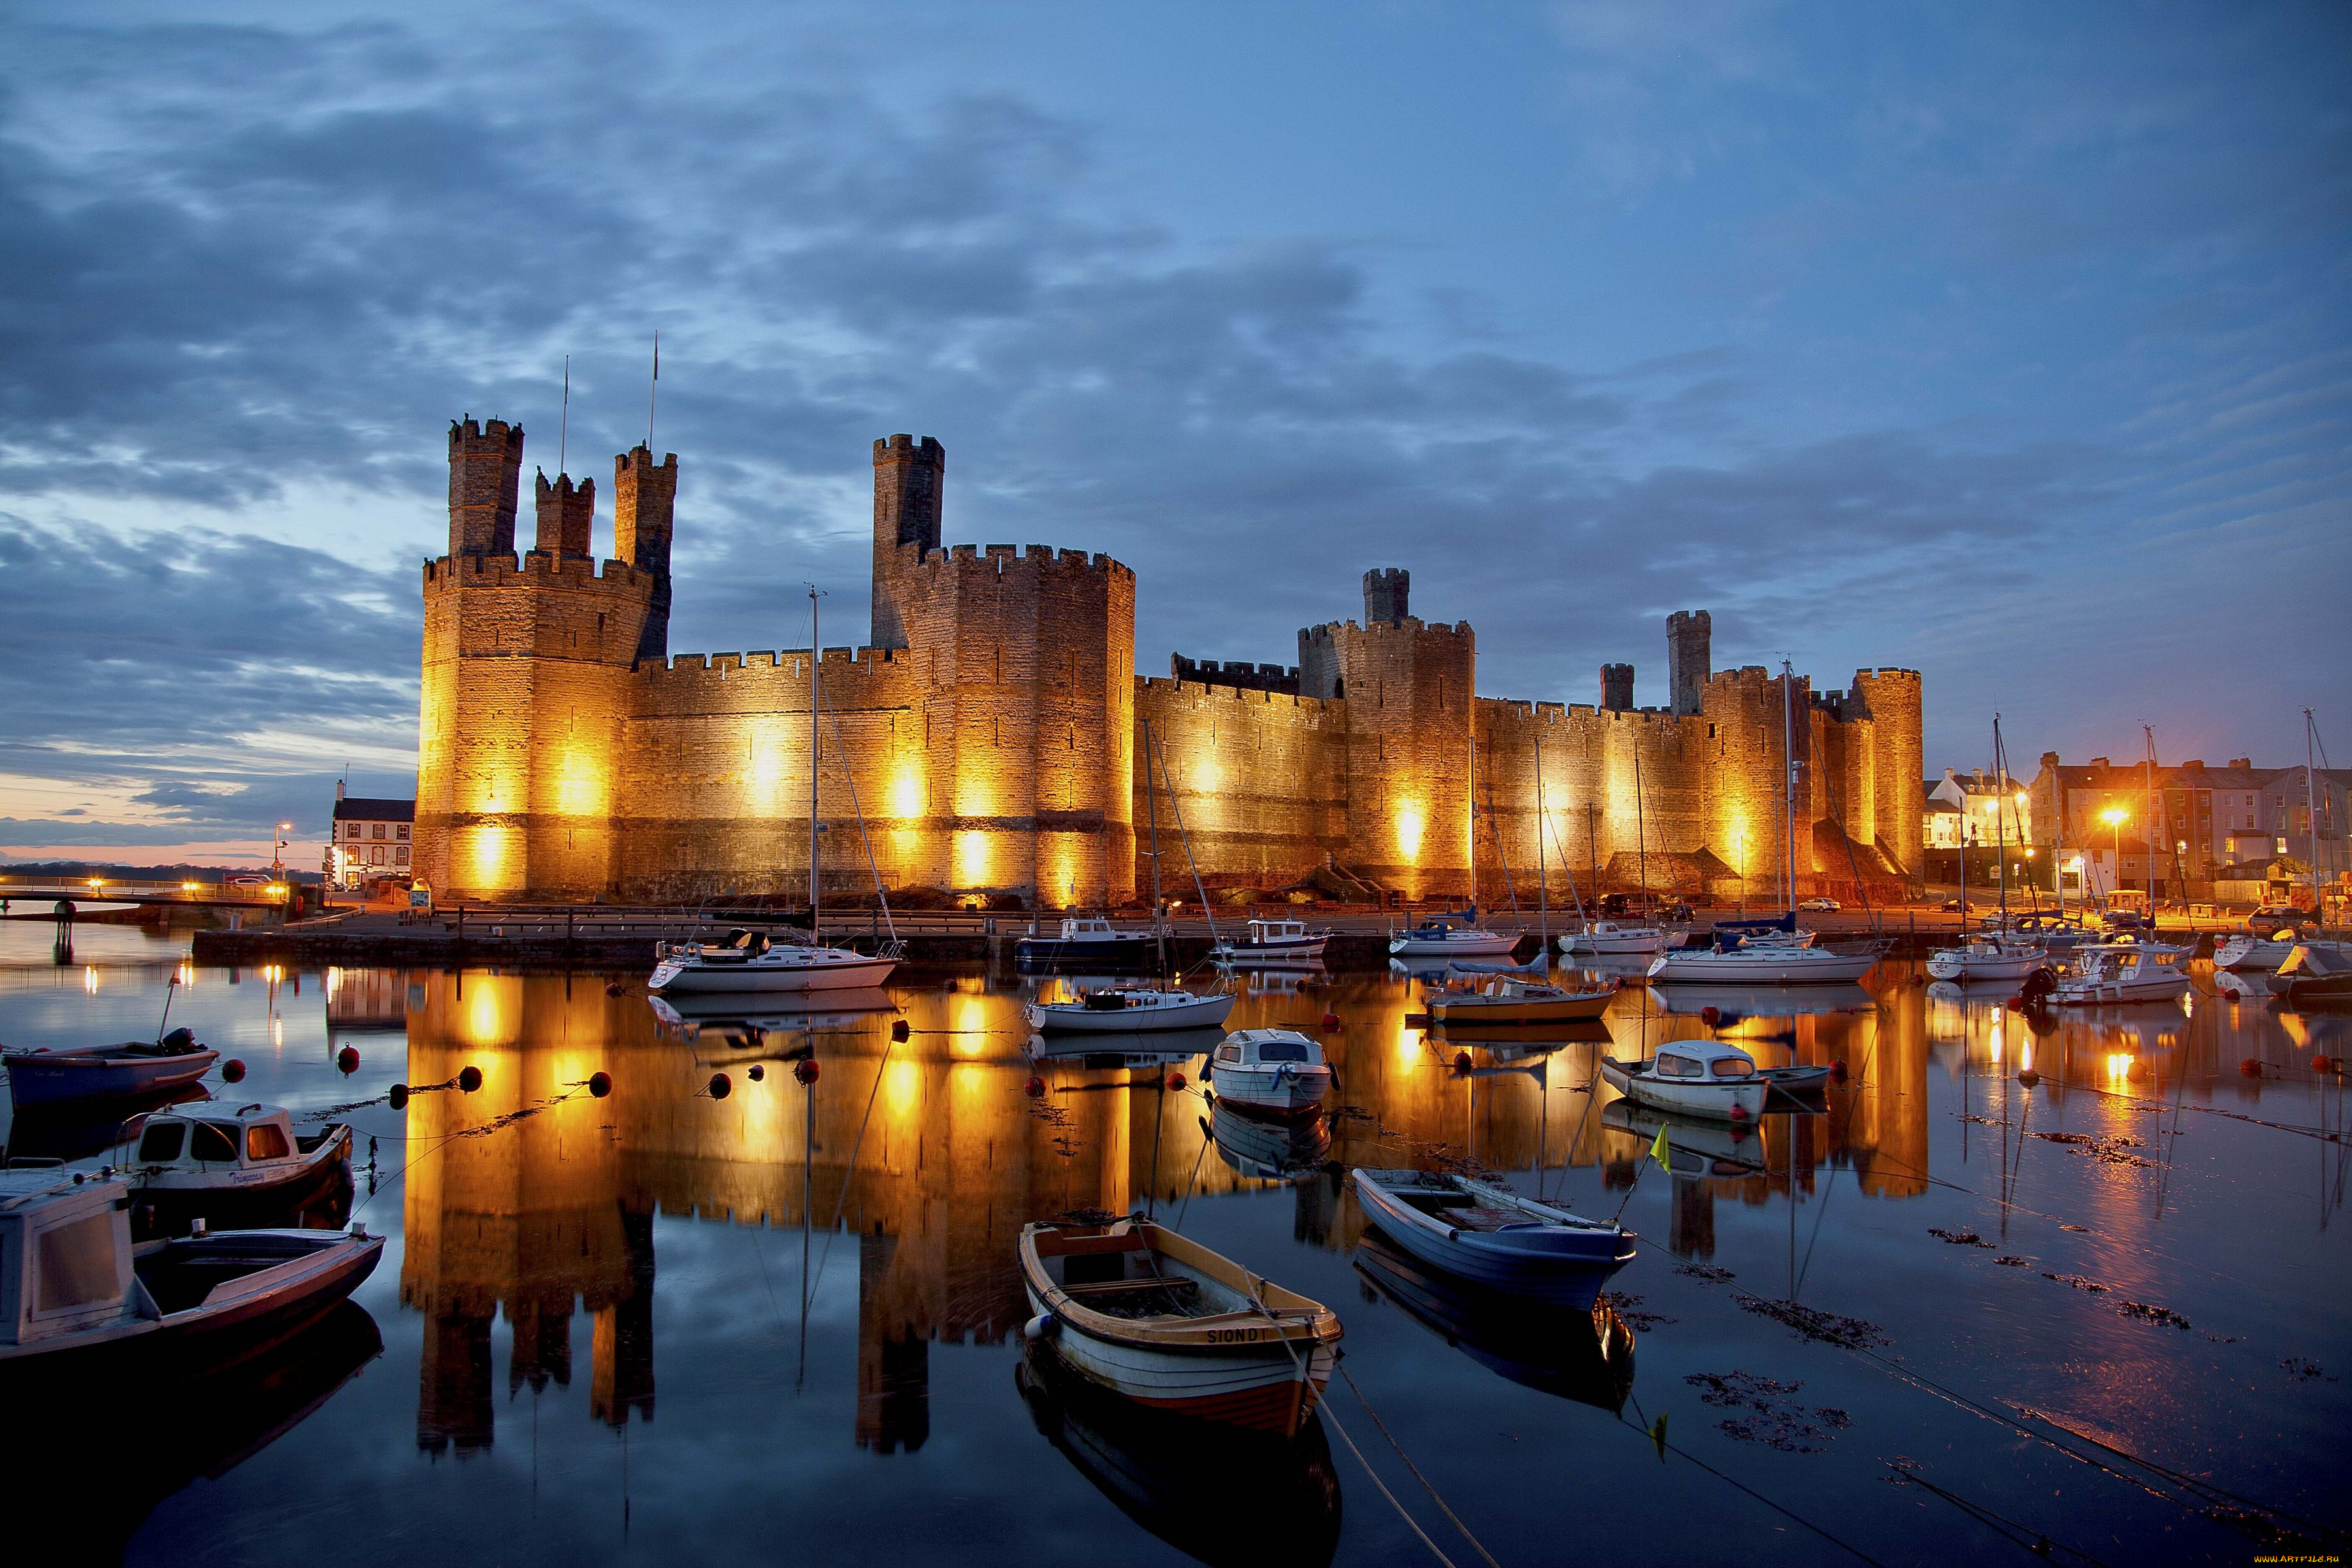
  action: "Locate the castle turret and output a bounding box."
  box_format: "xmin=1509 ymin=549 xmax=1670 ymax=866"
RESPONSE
xmin=448 ymin=417 xmax=524 ymax=557
xmin=1600 ymin=663 xmax=1634 ymax=712
xmin=1364 ymin=568 xmax=1409 ymax=625
xmin=1668 ymin=610 xmax=1710 ymax=717
xmin=533 ymin=470 xmax=595 ymax=559
xmin=614 ymin=446 xmax=677 ymax=663
xmin=872 ymin=434 xmax=944 ymax=650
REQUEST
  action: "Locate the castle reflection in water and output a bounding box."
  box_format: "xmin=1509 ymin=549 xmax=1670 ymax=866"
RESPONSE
xmin=383 ymin=969 xmax=1945 ymax=1458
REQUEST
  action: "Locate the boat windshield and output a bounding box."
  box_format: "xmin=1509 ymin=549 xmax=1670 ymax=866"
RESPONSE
xmin=137 ymin=1120 xmax=185 ymax=1161
xmin=247 ymin=1122 xmax=291 ymax=1160
xmin=189 ymin=1122 xmax=238 ymax=1162
xmin=1656 ymin=1054 xmax=1701 ymax=1077
xmin=1709 ymin=1058 xmax=1756 ymax=1078
xmin=1256 ymin=1039 xmax=1312 ymax=1062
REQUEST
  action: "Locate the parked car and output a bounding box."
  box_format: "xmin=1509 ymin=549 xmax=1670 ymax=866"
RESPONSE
xmin=1799 ymin=897 xmax=1841 ymax=912
xmin=1940 ymin=898 xmax=1973 ymax=913
xmin=2248 ymin=905 xmax=2317 ymax=938
xmin=227 ymin=873 xmax=270 ymax=888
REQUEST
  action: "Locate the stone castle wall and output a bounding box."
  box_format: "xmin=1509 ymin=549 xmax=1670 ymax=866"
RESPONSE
xmin=414 ymin=414 xmax=1924 ymax=907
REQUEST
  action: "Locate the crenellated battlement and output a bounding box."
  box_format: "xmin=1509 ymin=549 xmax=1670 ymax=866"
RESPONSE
xmin=902 ymin=540 xmax=1134 ymax=585
xmin=423 ymin=551 xmax=659 ymax=596
xmin=1136 ymin=675 xmax=1335 ymax=716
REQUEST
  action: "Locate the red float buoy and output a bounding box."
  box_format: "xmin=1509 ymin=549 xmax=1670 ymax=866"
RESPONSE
xmin=387 ymin=1083 xmax=410 ymax=1109
xmin=2315 ymin=1056 xmax=2339 ymax=1075
xmin=708 ymin=1071 xmax=732 ymax=1100
xmin=1165 ymin=1072 xmax=1186 ymax=1092
xmin=1024 ymin=1075 xmax=1045 ymax=1099
xmin=1831 ymin=1058 xmax=1849 ymax=1083
xmin=457 ymin=1065 xmax=483 ymax=1093
xmin=587 ymin=1071 xmax=612 ymax=1098
xmin=1727 ymin=1103 xmax=1748 ymax=1120
xmin=891 ymin=1019 xmax=910 ymax=1042
xmin=1322 ymin=1012 xmax=1341 ymax=1030
xmin=2016 ymin=1068 xmax=2041 ymax=1088
xmin=747 ymin=1063 xmax=765 ymax=1081
xmin=2004 ymin=996 xmax=2025 ymax=1013
xmin=1454 ymin=1050 xmax=1473 ymax=1073
xmin=793 ymin=1058 xmax=819 ymax=1086
xmin=221 ymin=1059 xmax=246 ymax=1084
xmin=605 ymin=981 xmax=625 ymax=997
xmin=336 ymin=1046 xmax=359 ymax=1075
xmin=2239 ymin=1058 xmax=2262 ymax=1077
xmin=1700 ymin=1006 xmax=1722 ymax=1027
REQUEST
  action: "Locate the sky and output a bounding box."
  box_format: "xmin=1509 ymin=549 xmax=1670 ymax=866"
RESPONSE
xmin=1 ymin=1 xmax=2345 ymax=867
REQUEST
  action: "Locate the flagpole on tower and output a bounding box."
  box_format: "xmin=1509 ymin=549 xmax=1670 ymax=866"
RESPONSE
xmin=558 ymin=354 xmax=570 ymax=474
xmin=646 ymin=332 xmax=659 ymax=449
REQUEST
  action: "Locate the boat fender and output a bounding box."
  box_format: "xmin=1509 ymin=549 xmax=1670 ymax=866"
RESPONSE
xmin=794 ymin=1058 xmax=819 ymax=1086
xmin=605 ymin=981 xmax=625 ymax=997
xmin=708 ymin=1071 xmax=732 ymax=1100
xmin=892 ymin=1019 xmax=911 ymax=1042
xmin=2016 ymin=1069 xmax=2041 ymax=1088
xmin=336 ymin=1046 xmax=360 ymax=1075
xmin=458 ymin=1066 xmax=483 ymax=1093
xmin=588 ymin=1071 xmax=612 ymax=1098
xmin=747 ymin=1064 xmax=764 ymax=1081
xmin=1023 ymin=1313 xmax=1062 ymax=1343
xmin=221 ymin=1059 xmax=246 ymax=1084
xmin=1025 ymin=1075 xmax=1046 ymax=1099
xmin=1727 ymin=1104 xmax=1748 ymax=1120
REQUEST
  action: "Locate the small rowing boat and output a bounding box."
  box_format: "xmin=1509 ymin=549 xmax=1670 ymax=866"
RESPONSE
xmin=1 ymin=1030 xmax=218 ymax=1107
xmin=1019 ymin=1218 xmax=1341 ymax=1435
xmin=1350 ymin=1168 xmax=1632 ymax=1307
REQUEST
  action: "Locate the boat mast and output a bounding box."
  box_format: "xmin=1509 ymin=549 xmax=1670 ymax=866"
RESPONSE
xmin=1536 ymin=734 xmax=1548 ymax=953
xmin=1468 ymin=729 xmax=1478 ymax=915
xmin=1782 ymin=661 xmax=1797 ymax=918
xmin=2143 ymin=725 xmax=2158 ymax=908
xmin=1144 ymin=716 xmax=1166 ymax=973
xmin=2308 ymin=708 xmax=2321 ymax=915
xmin=809 ymin=585 xmax=823 ymax=930
xmin=1995 ymin=715 xmax=2008 ymax=932
xmin=1633 ymin=738 xmax=1648 ymax=921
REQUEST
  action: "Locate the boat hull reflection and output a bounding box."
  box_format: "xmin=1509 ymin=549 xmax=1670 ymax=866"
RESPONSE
xmin=1599 ymin=1098 xmax=1767 ymax=1176
xmin=1642 ymin=983 xmax=1876 ymax=1019
xmin=1017 ymin=1338 xmax=1342 ymax=1568
xmin=1352 ymin=1232 xmax=1635 ymax=1414
xmin=1210 ymin=1102 xmax=1331 ymax=1182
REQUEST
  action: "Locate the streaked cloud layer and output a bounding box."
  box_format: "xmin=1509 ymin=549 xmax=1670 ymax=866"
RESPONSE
xmin=1 ymin=2 xmax=2345 ymax=862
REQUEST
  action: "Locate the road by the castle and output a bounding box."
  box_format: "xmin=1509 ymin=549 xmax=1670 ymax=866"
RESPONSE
xmin=3 ymin=919 xmax=2344 ymax=1567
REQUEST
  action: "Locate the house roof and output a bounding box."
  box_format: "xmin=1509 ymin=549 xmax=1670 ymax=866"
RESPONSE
xmin=333 ymin=796 xmax=414 ymax=823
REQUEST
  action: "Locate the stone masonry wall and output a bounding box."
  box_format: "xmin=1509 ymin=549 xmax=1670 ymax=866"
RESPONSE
xmin=1133 ymin=679 xmax=1348 ymax=890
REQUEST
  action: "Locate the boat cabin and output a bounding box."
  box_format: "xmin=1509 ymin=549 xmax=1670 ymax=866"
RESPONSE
xmin=1647 ymin=1040 xmax=1757 ymax=1081
xmin=131 ymin=1103 xmax=327 ymax=1175
xmin=2279 ymin=943 xmax=2351 ymax=981
xmin=1246 ymin=919 xmax=1311 ymax=942
xmin=1213 ymin=1030 xmax=1325 ymax=1071
xmin=2072 ymin=940 xmax=2185 ymax=980
xmin=0 ymin=1171 xmax=137 ymax=1348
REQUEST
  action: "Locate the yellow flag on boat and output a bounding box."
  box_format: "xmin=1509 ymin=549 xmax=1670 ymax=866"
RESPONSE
xmin=1649 ymin=1124 xmax=1671 ymax=1175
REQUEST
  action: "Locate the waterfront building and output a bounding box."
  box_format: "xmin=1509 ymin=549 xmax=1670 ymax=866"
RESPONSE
xmin=2027 ymin=753 xmax=2349 ymax=900
xmin=411 ymin=419 xmax=1925 ymax=906
xmin=330 ymin=783 xmax=415 ymax=887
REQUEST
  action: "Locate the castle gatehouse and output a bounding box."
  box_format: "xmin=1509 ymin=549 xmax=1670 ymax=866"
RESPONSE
xmin=414 ymin=422 xmax=1921 ymax=906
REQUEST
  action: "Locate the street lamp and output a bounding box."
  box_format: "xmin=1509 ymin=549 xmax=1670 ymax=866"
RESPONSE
xmin=273 ymin=822 xmax=291 ymax=877
xmin=2100 ymin=806 xmax=2129 ymax=907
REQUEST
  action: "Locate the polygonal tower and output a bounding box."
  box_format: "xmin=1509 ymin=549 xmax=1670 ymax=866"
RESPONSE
xmin=871 ymin=434 xmax=944 ymax=650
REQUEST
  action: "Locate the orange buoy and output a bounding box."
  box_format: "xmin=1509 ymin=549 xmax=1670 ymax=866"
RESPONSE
xmin=1322 ymin=1012 xmax=1342 ymax=1030
xmin=605 ymin=981 xmax=625 ymax=997
xmin=708 ymin=1071 xmax=732 ymax=1100
xmin=1024 ymin=1075 xmax=1045 ymax=1099
xmin=2315 ymin=1056 xmax=2339 ymax=1075
xmin=221 ymin=1059 xmax=246 ymax=1083
xmin=587 ymin=1071 xmax=612 ymax=1098
xmin=1727 ymin=1103 xmax=1749 ymax=1120
xmin=1701 ymin=1006 xmax=1722 ymax=1026
xmin=1831 ymin=1059 xmax=1849 ymax=1083
xmin=2239 ymin=1058 xmax=2263 ymax=1077
xmin=1166 ymin=1072 xmax=1186 ymax=1092
xmin=793 ymin=1058 xmax=819 ymax=1085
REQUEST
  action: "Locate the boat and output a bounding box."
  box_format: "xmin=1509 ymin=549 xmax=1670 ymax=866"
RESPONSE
xmin=1350 ymin=1168 xmax=1633 ymax=1307
xmin=1019 ymin=1217 xmax=1341 ymax=1435
xmin=1205 ymin=1029 xmax=1332 ymax=1113
xmin=1599 ymin=1098 xmax=1764 ymax=1175
xmin=123 ymin=1102 xmax=355 ymax=1240
xmin=1351 ymin=1230 xmax=1635 ymax=1414
xmin=1646 ymin=941 xmax=1879 ymax=985
xmin=1597 ymin=1036 xmax=1769 ymax=1121
xmin=1706 ymin=914 xmax=1818 ymax=949
xmin=1426 ymin=973 xmax=1616 ymax=1026
xmin=1 ymin=1028 xmax=218 ymax=1107
xmin=1212 ymin=918 xmax=1333 ymax=966
xmin=1015 ymin=1338 xmax=1341 ymax=1568
xmin=1015 ymin=916 xmax=1164 ymax=968
xmin=1028 ymin=1026 xmax=1223 ymax=1071
xmin=1388 ymin=911 xmax=1520 ymax=960
xmin=2048 ymin=938 xmax=2193 ymax=1005
xmin=645 ymin=988 xmax=898 ymax=1047
xmin=1925 ymin=936 xmax=2050 ymax=983
xmin=1210 ymin=1102 xmax=1331 ymax=1183
xmin=1026 ymin=987 xmax=1236 ymax=1034
xmin=2277 ymin=943 xmax=2352 ymax=1005
xmin=0 ymin=1083 xmax=209 ymax=1166
xmin=0 ymin=1169 xmax=384 ymax=1388
xmin=1558 ymin=920 xmax=1673 ymax=957
xmin=647 ymin=926 xmax=898 ymax=994
xmin=2215 ymin=932 xmax=2340 ymax=972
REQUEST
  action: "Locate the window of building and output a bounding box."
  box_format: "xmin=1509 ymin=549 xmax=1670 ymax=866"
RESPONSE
xmin=372 ymin=823 xmax=386 ymax=840
xmin=370 ymin=845 xmax=385 ymax=866
xmin=397 ymin=847 xmax=410 ymax=864
xmin=397 ymin=824 xmax=410 ymax=841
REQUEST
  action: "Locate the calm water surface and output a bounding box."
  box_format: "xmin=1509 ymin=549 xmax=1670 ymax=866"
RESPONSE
xmin=3 ymin=921 xmax=2347 ymax=1566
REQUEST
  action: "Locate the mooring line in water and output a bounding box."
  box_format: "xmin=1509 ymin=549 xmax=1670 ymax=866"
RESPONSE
xmin=1336 ymin=1364 xmax=1502 ymax=1568
xmin=2012 ymin=1404 xmax=2349 ymax=1546
xmin=1613 ymin=1411 xmax=1891 ymax=1567
xmin=1882 ymin=1459 xmax=2119 ymax=1567
xmin=2012 ymin=1071 xmax=2344 ymax=1143
xmin=1321 ymin=1401 xmax=1461 ymax=1568
xmin=806 ymin=1036 xmax=895 ymax=1302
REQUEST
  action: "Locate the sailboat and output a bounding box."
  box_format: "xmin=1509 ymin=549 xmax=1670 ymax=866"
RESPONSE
xmin=1646 ymin=662 xmax=1880 ymax=985
xmin=1389 ymin=734 xmax=1518 ymax=960
xmin=1558 ymin=740 xmax=1675 ymax=958
xmin=649 ymin=587 xmax=903 ymax=994
xmin=1927 ymin=716 xmax=2050 ymax=982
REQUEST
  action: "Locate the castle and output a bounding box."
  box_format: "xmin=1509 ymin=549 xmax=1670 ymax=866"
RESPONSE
xmin=414 ymin=421 xmax=1921 ymax=906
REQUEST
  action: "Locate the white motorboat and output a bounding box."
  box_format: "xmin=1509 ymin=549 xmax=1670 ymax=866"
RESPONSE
xmin=1646 ymin=941 xmax=1879 ymax=985
xmin=1211 ymin=918 xmax=1332 ymax=966
xmin=125 ymin=1103 xmax=354 ymax=1241
xmin=1350 ymin=1168 xmax=1633 ymax=1307
xmin=1556 ymin=921 xmax=1671 ymax=958
xmin=1925 ymin=936 xmax=2050 ymax=983
xmin=2049 ymin=939 xmax=2193 ymax=1006
xmin=1205 ymin=1029 xmax=1332 ymax=1114
xmin=1389 ymin=915 xmax=1520 ymax=960
xmin=1017 ymin=916 xmax=1165 ymax=967
xmin=2213 ymin=933 xmax=2339 ymax=972
xmin=649 ymin=927 xmax=898 ymax=994
xmin=1597 ymin=1037 xmax=1769 ymax=1122
xmin=0 ymin=1169 xmax=383 ymax=1387
xmin=1026 ymin=988 xmax=1236 ymax=1034
xmin=1020 ymin=1218 xmax=1341 ymax=1436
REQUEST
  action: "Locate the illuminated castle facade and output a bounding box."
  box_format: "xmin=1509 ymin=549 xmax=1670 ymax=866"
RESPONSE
xmin=414 ymin=421 xmax=1921 ymax=906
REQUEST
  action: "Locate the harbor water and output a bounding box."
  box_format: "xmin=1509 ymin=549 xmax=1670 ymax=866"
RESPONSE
xmin=2 ymin=919 xmax=2345 ymax=1566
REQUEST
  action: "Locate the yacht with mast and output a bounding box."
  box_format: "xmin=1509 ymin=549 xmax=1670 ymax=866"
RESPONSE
xmin=649 ymin=586 xmax=903 ymax=994
xmin=1927 ymin=716 xmax=2050 ymax=983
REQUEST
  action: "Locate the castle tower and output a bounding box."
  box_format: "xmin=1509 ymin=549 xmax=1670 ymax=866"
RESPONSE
xmin=1600 ymin=664 xmax=1634 ymax=712
xmin=1849 ymin=668 xmax=1924 ymax=875
xmin=1364 ymin=568 xmax=1409 ymax=625
xmin=414 ymin=416 xmax=666 ymax=902
xmin=614 ymin=446 xmax=677 ymax=663
xmin=872 ymin=434 xmax=945 ymax=649
xmin=533 ymin=470 xmax=595 ymax=559
xmin=448 ymin=417 xmax=524 ymax=557
xmin=1668 ymin=610 xmax=1710 ymax=717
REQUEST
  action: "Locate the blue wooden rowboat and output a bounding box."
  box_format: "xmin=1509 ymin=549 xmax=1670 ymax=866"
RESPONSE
xmin=1350 ymin=1167 xmax=1633 ymax=1307
xmin=2 ymin=1029 xmax=218 ymax=1107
